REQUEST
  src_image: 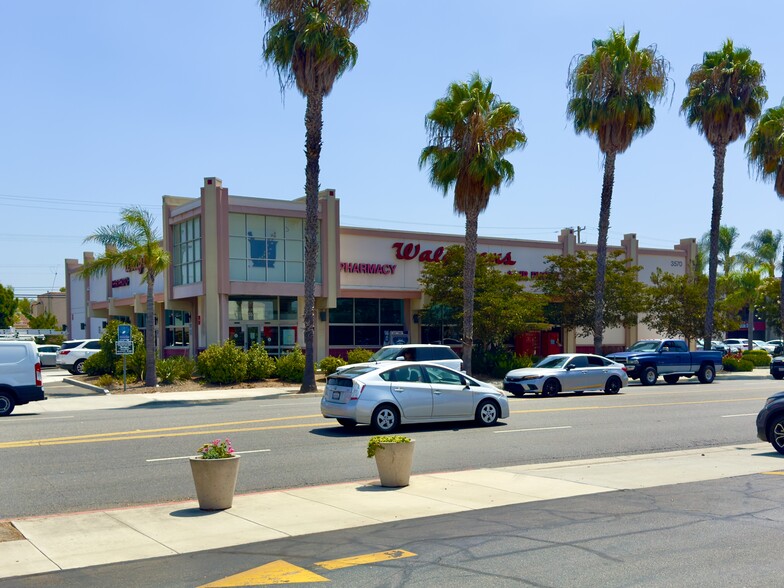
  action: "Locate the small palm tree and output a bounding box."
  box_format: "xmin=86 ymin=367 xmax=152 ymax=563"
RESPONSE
xmin=739 ymin=229 xmax=781 ymax=279
xmin=420 ymin=73 xmax=527 ymax=374
xmin=700 ymin=225 xmax=740 ymax=275
xmin=259 ymin=0 xmax=369 ymax=392
xmin=746 ymin=99 xmax=784 ymax=335
xmin=567 ymin=28 xmax=670 ymax=353
xmin=681 ymin=39 xmax=767 ymax=351
xmin=81 ymin=207 xmax=170 ymax=387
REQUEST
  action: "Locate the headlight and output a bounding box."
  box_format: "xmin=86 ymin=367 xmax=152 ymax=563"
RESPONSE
xmin=521 ymin=375 xmax=541 ymax=381
xmin=628 ymin=358 xmax=639 ymax=365
xmin=765 ymin=397 xmax=779 ymax=407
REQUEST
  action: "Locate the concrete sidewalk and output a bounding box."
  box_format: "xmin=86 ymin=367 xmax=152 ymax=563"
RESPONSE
xmin=2 ymin=442 xmax=783 ymax=580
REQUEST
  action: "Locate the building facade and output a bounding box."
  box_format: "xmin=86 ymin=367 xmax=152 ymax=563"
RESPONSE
xmin=64 ymin=177 xmax=696 ymax=358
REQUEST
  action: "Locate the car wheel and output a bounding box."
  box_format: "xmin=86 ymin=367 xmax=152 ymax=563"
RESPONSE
xmin=0 ymin=392 xmax=15 ymax=417
xmin=641 ymin=366 xmax=657 ymax=386
xmin=773 ymin=373 xmax=784 ymax=380
xmin=336 ymin=418 xmax=357 ymax=428
xmin=697 ymin=364 xmax=715 ymax=384
xmin=542 ymin=378 xmax=561 ymax=396
xmin=767 ymin=415 xmax=784 ymax=455
xmin=73 ymin=360 xmax=86 ymax=375
xmin=663 ymin=375 xmax=680 ymax=385
xmin=604 ymin=376 xmax=621 ymax=394
xmin=475 ymin=399 xmax=499 ymax=426
xmin=371 ymin=405 xmax=400 ymax=433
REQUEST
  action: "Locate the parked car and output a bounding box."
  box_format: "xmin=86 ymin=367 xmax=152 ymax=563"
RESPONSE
xmin=770 ymin=356 xmax=784 ymax=380
xmin=723 ymin=338 xmax=749 ymax=353
xmin=767 ymin=340 xmax=784 ymax=356
xmin=696 ymin=339 xmax=728 ymax=355
xmin=335 ymin=344 xmax=463 ymax=374
xmin=607 ymin=340 xmax=723 ymax=385
xmin=0 ymin=340 xmax=46 ymax=416
xmin=321 ymin=361 xmax=509 ymax=432
xmin=753 ymin=340 xmax=776 ymax=354
xmin=756 ymin=391 xmax=784 ymax=454
xmin=503 ymin=353 xmax=628 ymax=397
xmin=56 ymin=339 xmax=101 ymax=374
xmin=36 ymin=344 xmax=61 ymax=368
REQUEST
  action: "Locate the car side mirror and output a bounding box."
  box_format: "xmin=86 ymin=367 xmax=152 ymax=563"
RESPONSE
xmin=395 ymin=356 xmax=404 ymax=361
xmin=565 ymin=363 xmax=575 ymax=371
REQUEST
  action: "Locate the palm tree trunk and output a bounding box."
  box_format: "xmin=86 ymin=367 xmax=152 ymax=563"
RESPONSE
xmin=145 ymin=274 xmax=156 ymax=387
xmin=780 ymin=248 xmax=784 ymax=340
xmin=593 ymin=150 xmax=616 ymax=354
xmin=747 ymin=303 xmax=755 ymax=349
xmin=300 ymin=92 xmax=323 ymax=393
xmin=462 ymin=208 xmax=479 ymax=375
xmin=704 ymin=143 xmax=727 ymax=350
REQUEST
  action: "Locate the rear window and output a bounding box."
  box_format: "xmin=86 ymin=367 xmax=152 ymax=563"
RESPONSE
xmin=85 ymin=341 xmax=101 ymax=349
xmin=61 ymin=341 xmax=84 ymax=350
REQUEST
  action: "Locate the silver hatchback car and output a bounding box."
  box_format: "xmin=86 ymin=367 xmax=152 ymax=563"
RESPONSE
xmin=321 ymin=361 xmax=509 ymax=433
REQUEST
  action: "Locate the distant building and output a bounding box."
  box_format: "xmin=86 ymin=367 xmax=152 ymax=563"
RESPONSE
xmin=32 ymin=291 xmax=67 ymax=330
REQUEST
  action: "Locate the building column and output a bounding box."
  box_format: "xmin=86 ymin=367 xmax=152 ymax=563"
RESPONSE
xmin=621 ymin=233 xmax=640 ymax=348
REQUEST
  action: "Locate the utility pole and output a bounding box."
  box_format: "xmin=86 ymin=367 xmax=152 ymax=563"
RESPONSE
xmin=574 ymin=226 xmax=586 ymax=244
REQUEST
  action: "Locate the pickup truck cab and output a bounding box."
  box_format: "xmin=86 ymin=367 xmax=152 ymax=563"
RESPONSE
xmin=606 ymin=339 xmax=723 ymax=386
xmin=0 ymin=340 xmax=46 ymax=415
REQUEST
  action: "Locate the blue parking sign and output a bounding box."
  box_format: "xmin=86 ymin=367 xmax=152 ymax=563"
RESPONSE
xmin=118 ymin=324 xmax=131 ymax=342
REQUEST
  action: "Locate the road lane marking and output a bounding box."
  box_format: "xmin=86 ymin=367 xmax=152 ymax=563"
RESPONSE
xmin=1 ymin=416 xmax=74 ymax=423
xmin=146 ymin=449 xmax=271 ymax=462
xmin=721 ymin=413 xmax=757 ymax=418
xmin=199 ymin=560 xmax=329 ymax=586
xmin=494 ymin=426 xmax=572 ymax=434
xmin=316 ymin=549 xmax=416 ymax=570
xmin=510 ymin=396 xmax=768 ymax=415
xmin=762 ymin=471 xmax=784 ymax=475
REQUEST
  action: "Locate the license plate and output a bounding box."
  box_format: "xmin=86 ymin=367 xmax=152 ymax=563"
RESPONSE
xmin=332 ymin=391 xmax=341 ymax=400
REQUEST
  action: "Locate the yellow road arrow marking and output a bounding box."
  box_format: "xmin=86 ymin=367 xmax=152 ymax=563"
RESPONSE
xmin=316 ymin=549 xmax=416 ymax=570
xmin=199 ymin=560 xmax=329 ymax=586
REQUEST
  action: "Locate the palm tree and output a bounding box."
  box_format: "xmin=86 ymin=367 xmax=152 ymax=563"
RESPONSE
xmin=681 ymin=39 xmax=767 ymax=351
xmin=259 ymin=0 xmax=369 ymax=393
xmin=746 ymin=100 xmax=784 ymax=335
xmin=567 ymin=28 xmax=670 ymax=354
xmin=700 ymin=225 xmax=740 ymax=274
xmin=80 ymin=207 xmax=170 ymax=387
xmin=740 ymin=229 xmax=781 ymax=278
xmin=419 ymin=73 xmax=527 ymax=375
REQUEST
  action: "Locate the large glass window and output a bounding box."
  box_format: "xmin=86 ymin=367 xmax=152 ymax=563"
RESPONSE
xmin=172 ymin=217 xmax=202 ymax=286
xmin=228 ymin=213 xmax=319 ymax=283
xmin=328 ymin=298 xmax=405 ymax=348
xmin=165 ymin=310 xmax=191 ymax=348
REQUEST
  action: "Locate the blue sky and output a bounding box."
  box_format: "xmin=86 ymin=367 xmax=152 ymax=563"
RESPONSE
xmin=3 ymin=1 xmax=783 ymax=298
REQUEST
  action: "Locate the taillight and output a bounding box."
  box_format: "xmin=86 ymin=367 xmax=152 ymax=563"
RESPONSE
xmin=60 ymin=350 xmax=70 ymax=355
xmin=35 ymin=362 xmax=42 ymax=387
xmin=621 ymin=366 xmax=628 ymax=372
xmin=350 ymin=382 xmax=365 ymax=400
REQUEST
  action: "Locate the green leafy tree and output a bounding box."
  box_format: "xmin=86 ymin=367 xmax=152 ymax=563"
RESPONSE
xmin=725 ymin=269 xmax=763 ymax=349
xmin=28 ymin=311 xmax=59 ymax=330
xmin=567 ymin=28 xmax=670 ymax=353
xmin=746 ymin=100 xmax=784 ymax=333
xmin=418 ymin=245 xmax=548 ymax=353
xmin=80 ymin=207 xmax=171 ymax=387
xmin=17 ymin=298 xmax=33 ymax=319
xmin=533 ymin=251 xmax=647 ymax=338
xmin=681 ymin=39 xmax=767 ymax=350
xmin=260 ymin=0 xmax=369 ymax=393
xmin=0 ymin=284 xmax=18 ymax=328
xmin=643 ymin=270 xmax=734 ymax=341
xmin=420 ymin=74 xmax=527 ymax=374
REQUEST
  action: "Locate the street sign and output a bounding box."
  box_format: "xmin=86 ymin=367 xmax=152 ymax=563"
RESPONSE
xmin=116 ymin=340 xmax=134 ymax=355
xmin=118 ymin=324 xmax=131 ymax=342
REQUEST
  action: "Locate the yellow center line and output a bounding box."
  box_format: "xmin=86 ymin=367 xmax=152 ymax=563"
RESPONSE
xmin=511 ymin=396 xmax=768 ymax=414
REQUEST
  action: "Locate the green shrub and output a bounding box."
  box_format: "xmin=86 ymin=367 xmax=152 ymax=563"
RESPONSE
xmin=742 ymin=349 xmax=771 ymax=367
xmin=473 ymin=348 xmax=534 ymax=378
xmin=246 ymin=343 xmax=276 ymax=381
xmin=99 ymin=319 xmax=146 ymax=376
xmin=723 ymin=356 xmax=755 ymax=372
xmin=738 ymin=358 xmax=755 ymax=371
xmin=197 ymin=340 xmax=248 ymax=385
xmin=347 ymin=347 xmax=373 ymax=365
xmin=96 ymin=374 xmax=116 ymax=389
xmin=367 ymin=435 xmax=411 ymax=458
xmin=116 ymin=352 xmax=147 ymax=381
xmin=156 ymin=358 xmax=181 ymax=385
xmin=275 ymin=347 xmax=306 ymax=383
xmin=84 ymin=351 xmax=114 ymax=376
xmin=319 ymin=355 xmax=347 ymax=375
xmin=170 ymin=355 xmax=197 ymax=380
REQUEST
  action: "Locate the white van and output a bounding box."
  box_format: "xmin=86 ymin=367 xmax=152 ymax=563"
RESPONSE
xmin=0 ymin=340 xmax=46 ymax=416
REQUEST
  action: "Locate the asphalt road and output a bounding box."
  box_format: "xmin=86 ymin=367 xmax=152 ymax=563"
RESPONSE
xmin=1 ymin=375 xmax=779 ymax=519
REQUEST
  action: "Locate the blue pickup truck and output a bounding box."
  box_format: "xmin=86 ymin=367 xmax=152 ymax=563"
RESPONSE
xmin=606 ymin=339 xmax=723 ymax=386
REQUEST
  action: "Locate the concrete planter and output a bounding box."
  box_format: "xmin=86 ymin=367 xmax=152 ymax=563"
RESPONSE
xmin=189 ymin=455 xmax=240 ymax=510
xmin=373 ymin=440 xmax=415 ymax=487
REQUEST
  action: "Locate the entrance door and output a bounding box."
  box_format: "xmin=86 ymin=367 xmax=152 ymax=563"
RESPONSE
xmin=246 ymin=325 xmax=260 ymax=349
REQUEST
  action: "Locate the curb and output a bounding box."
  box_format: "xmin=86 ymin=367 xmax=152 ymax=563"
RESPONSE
xmin=62 ymin=377 xmax=109 ymax=395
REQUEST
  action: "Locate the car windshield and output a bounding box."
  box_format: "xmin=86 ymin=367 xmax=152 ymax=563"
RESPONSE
xmin=534 ymin=356 xmax=570 ymax=369
xmin=628 ymin=341 xmax=660 ymax=351
xmin=369 ymin=347 xmax=404 ymax=361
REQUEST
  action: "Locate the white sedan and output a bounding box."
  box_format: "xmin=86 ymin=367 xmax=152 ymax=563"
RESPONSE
xmin=503 ymin=353 xmax=628 ymax=397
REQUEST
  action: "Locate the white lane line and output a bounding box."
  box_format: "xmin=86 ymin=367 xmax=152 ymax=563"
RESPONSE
xmin=146 ymin=449 xmax=271 ymax=462
xmin=494 ymin=426 xmax=572 ymax=434
xmin=3 ymin=415 xmax=75 ymax=423
xmin=721 ymin=413 xmax=757 ymax=418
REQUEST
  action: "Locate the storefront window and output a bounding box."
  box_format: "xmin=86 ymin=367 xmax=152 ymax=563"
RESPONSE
xmin=172 ymin=217 xmax=202 ymax=286
xmin=228 ymin=213 xmax=317 ymax=284
xmin=328 ymin=298 xmax=405 ymax=349
xmin=165 ymin=310 xmax=191 ymax=347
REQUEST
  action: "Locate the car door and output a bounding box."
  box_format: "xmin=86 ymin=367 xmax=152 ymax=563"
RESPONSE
xmin=660 ymin=340 xmax=689 ymax=373
xmin=583 ymin=355 xmax=613 ymax=390
xmin=386 ymin=366 xmax=432 ymax=419
xmin=424 ymin=365 xmax=474 ymax=417
xmin=561 ymin=355 xmax=592 ymax=391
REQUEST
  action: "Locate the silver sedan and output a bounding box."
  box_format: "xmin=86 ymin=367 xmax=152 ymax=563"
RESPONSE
xmin=321 ymin=361 xmax=509 ymax=433
xmin=503 ymin=353 xmax=628 ymax=397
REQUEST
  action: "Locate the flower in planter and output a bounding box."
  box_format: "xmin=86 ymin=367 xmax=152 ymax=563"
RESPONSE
xmin=197 ymin=438 xmax=235 ymax=459
xmin=367 ymin=435 xmax=411 ymax=458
